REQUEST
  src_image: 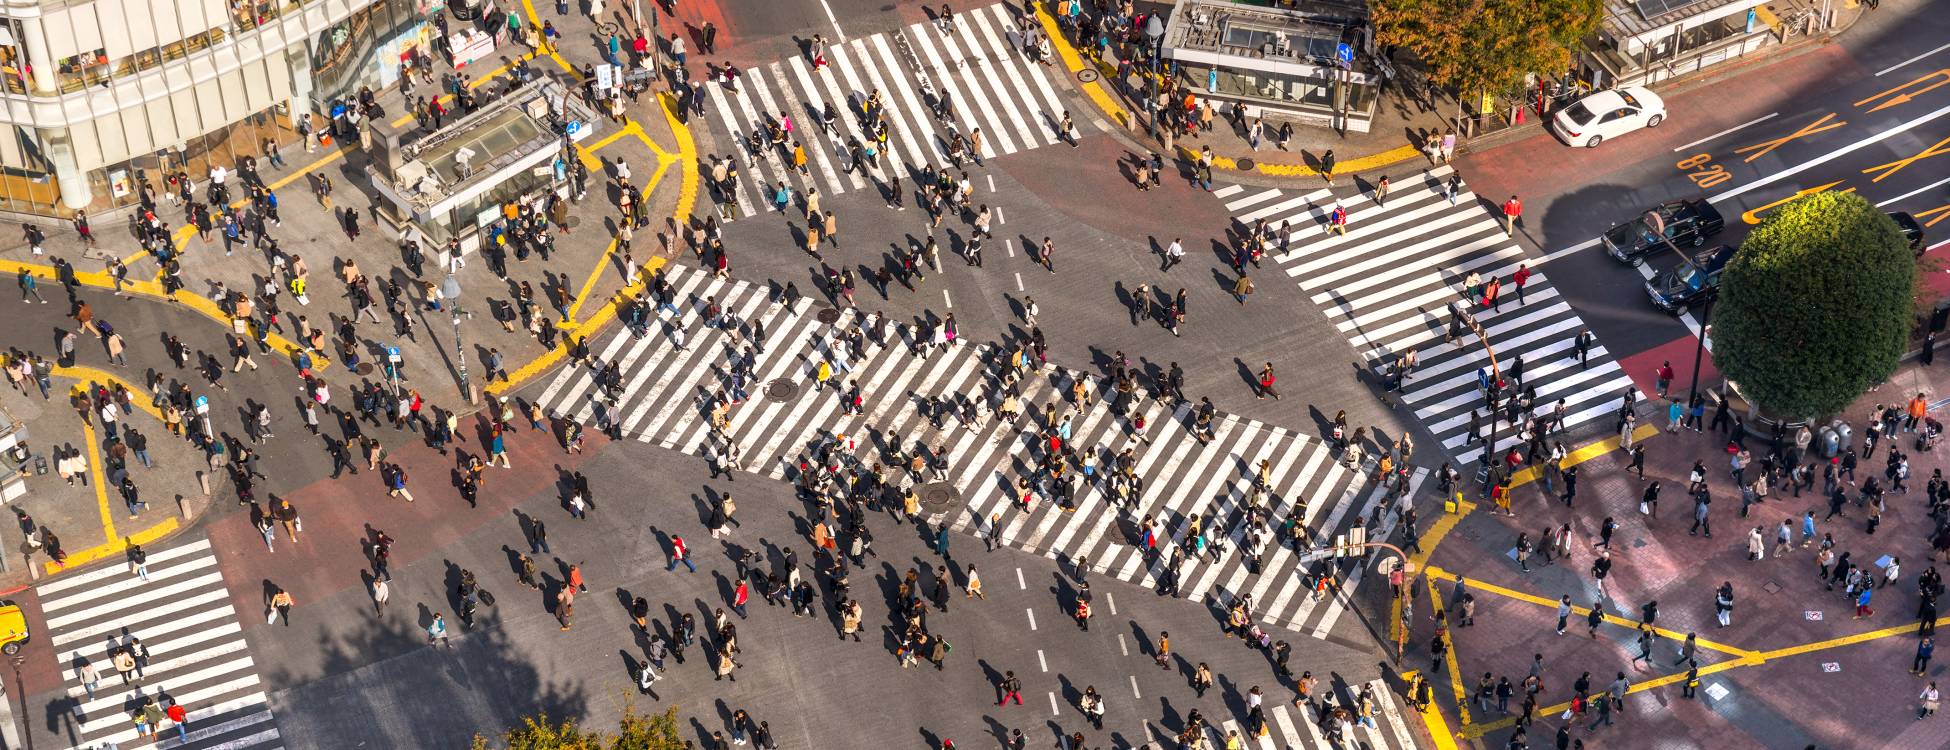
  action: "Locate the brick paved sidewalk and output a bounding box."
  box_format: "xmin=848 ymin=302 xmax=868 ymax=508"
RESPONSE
xmin=1404 ymin=355 xmax=1950 ymax=748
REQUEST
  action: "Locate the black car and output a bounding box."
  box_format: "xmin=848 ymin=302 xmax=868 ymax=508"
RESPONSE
xmin=1892 ymin=211 xmax=1927 ymax=254
xmin=1603 ymin=199 xmax=1726 ymax=265
xmin=1647 ymin=244 xmax=1733 ymax=315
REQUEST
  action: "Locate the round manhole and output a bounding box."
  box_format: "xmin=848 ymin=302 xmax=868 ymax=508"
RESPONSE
xmin=920 ymin=482 xmax=958 ymax=510
xmin=1236 ymin=158 xmax=1256 ymax=171
xmin=765 ymin=378 xmax=799 ymax=402
xmin=355 ymin=362 xmax=375 ymax=376
xmin=1077 ymin=69 xmax=1099 ymax=83
xmin=815 ymin=307 xmax=842 ymax=325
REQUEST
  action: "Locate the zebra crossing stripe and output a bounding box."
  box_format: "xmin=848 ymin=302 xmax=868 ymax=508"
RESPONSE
xmin=763 ymin=62 xmax=847 ymax=194
xmin=43 ymin=536 xmax=281 ymax=750
xmin=786 ymin=55 xmax=873 ymax=188
xmin=909 ymin=22 xmax=1009 ymax=157
xmin=535 ymin=264 xmax=1405 ymax=640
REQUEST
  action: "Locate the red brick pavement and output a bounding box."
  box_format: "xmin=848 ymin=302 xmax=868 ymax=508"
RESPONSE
xmin=207 ymin=409 xmax=612 ymax=628
xmin=1415 ymin=355 xmax=1950 ymax=748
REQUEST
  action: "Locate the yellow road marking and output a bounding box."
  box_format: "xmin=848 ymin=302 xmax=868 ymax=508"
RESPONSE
xmin=1855 ymin=69 xmax=1950 ymax=113
xmin=51 ymin=366 xmax=165 ymax=422
xmin=1423 ymin=576 xmax=1471 ymax=726
xmin=46 ymin=518 xmax=181 ymax=576
xmin=1424 ymin=564 xmax=1759 ymax=659
xmin=1032 ymin=5 xmax=1131 ymax=129
xmin=1861 ymin=133 xmax=1950 ymax=183
xmin=1506 ymin=423 xmax=1660 ymax=486
xmin=487 ymin=93 xmax=700 ymax=398
xmin=1735 ymin=112 xmax=1845 ymax=163
xmin=1459 ymin=650 xmax=1757 ymax=738
xmin=1180 ymin=143 xmax=1424 ymax=178
xmin=0 ymin=260 xmax=325 ymax=374
xmin=78 ymin=422 xmax=117 ymax=551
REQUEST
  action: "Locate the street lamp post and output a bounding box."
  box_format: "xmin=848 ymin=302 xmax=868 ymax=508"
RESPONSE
xmin=1687 ymin=295 xmax=1715 ymax=404
xmin=442 ymin=275 xmax=472 ymax=404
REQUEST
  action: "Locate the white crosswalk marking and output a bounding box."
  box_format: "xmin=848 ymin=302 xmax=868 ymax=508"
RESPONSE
xmin=697 ymin=3 xmax=1082 ymax=202
xmin=534 ymin=264 xmax=1414 ymax=637
xmin=1224 ymin=168 xmax=1634 ymax=464
xmin=40 ymin=536 xmax=281 ymax=750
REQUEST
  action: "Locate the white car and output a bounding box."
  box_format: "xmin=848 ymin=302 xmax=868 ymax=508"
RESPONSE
xmin=1553 ymin=86 xmax=1666 ymax=148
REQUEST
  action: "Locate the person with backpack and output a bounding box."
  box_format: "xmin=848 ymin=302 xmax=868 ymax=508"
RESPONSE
xmin=386 ymin=463 xmax=413 ymax=502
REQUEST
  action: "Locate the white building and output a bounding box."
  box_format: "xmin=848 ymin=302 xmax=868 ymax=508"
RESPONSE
xmin=0 ymin=0 xmax=443 ymax=217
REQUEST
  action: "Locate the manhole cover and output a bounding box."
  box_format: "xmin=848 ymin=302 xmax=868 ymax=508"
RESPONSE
xmin=355 ymin=362 xmax=375 ymax=376
xmin=1761 ymin=581 xmax=1782 ymax=594
xmin=1236 ymin=158 xmax=1255 ymax=171
xmin=765 ymin=378 xmax=799 ymax=402
xmin=1077 ymin=69 xmax=1099 ymax=83
xmin=563 ymin=215 xmax=582 ymax=229
xmin=815 ymin=307 xmax=841 ymax=325
xmin=920 ymin=482 xmax=957 ymax=510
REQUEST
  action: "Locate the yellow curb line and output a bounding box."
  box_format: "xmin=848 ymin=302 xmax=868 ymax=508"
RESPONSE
xmin=486 ymin=93 xmax=699 ymax=398
xmin=1423 ymin=564 xmax=1761 ymax=660
xmin=1179 ymin=143 xmax=1426 ymax=179
xmin=1506 ymin=423 xmax=1662 ymax=486
xmin=46 ymin=518 xmax=180 ymax=577
xmin=1424 ymin=576 xmax=1472 ymax=727
xmin=52 ymin=366 xmax=166 ymax=423
xmin=1032 ymin=6 xmax=1131 ymax=130
xmin=0 ymin=260 xmax=325 ymax=375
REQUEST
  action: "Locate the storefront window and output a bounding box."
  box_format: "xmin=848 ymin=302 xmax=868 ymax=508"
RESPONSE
xmin=312 ymin=0 xmax=426 ymax=106
xmin=57 ymin=48 xmax=111 ymax=92
xmin=0 ymin=22 xmax=28 ymax=95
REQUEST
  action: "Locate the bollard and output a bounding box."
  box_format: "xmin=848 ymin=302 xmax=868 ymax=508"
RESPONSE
xmin=197 ymin=470 xmax=211 ymax=497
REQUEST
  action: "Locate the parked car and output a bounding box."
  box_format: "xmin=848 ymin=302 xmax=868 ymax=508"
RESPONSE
xmin=1647 ymin=244 xmax=1734 ymax=316
xmin=1604 ymin=199 xmax=1727 ymax=265
xmin=1892 ymin=211 xmax=1926 ymax=254
xmin=0 ymin=599 xmax=27 ymax=655
xmin=1553 ymin=86 xmax=1667 ymax=148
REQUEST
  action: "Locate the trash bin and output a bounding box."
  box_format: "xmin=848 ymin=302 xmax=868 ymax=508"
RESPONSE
xmin=1820 ymin=426 xmax=1840 ymax=459
xmin=1829 ymin=420 xmax=1853 ymax=455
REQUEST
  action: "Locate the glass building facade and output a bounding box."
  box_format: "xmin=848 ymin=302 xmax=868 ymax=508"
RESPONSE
xmin=0 ymin=0 xmax=435 ymax=217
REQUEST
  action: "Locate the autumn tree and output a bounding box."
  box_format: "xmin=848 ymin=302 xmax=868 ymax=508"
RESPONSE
xmin=474 ymin=707 xmax=686 ymax=750
xmin=1371 ymin=0 xmax=1604 ymax=104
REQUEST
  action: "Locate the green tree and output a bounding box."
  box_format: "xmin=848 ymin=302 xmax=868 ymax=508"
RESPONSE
xmin=474 ymin=707 xmax=685 ymax=750
xmin=1715 ymin=191 xmax=1915 ymax=419
xmin=1370 ymin=0 xmax=1604 ymax=101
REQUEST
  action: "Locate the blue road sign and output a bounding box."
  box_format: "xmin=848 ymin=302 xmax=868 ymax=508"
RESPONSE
xmin=1336 ymin=43 xmax=1353 ymax=63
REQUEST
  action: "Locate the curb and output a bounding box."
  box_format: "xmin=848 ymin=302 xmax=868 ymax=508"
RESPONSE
xmin=1032 ymin=4 xmax=1421 ymax=187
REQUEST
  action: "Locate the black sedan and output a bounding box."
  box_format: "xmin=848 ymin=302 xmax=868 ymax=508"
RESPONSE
xmin=1603 ymin=199 xmax=1726 ymax=266
xmin=1647 ymin=244 xmax=1734 ymax=316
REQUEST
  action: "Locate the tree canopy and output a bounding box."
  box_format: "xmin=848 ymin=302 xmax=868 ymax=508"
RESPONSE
xmin=1715 ymin=191 xmax=1916 ymax=419
xmin=1370 ymin=0 xmax=1605 ymax=97
xmin=473 ymin=707 xmax=686 ymax=750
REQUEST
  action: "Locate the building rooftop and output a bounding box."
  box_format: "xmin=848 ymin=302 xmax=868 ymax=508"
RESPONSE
xmin=385 ymin=77 xmax=595 ymax=214
xmin=1161 ymin=0 xmax=1367 ymax=68
xmin=1602 ymin=0 xmax=1750 ymax=38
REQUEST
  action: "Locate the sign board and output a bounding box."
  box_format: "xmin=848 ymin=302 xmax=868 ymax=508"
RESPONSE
xmin=531 ymin=165 xmax=554 ymax=178
xmin=566 ymin=120 xmax=583 ymax=137
xmin=596 ymin=64 xmax=615 ymax=91
xmin=1336 ymin=43 xmax=1353 ymax=63
xmin=386 ymin=346 xmax=402 ymax=363
xmin=194 ymin=395 xmax=210 ymax=415
xmin=1804 ymin=610 xmax=1823 ymax=621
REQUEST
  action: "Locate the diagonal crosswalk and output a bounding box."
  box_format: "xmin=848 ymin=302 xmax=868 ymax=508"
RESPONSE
xmin=1217 ymin=167 xmax=1635 ymax=465
xmin=36 ymin=536 xmax=281 ymax=750
xmin=1131 ymin=682 xmax=1422 ymax=750
xmin=532 ymin=263 xmax=1417 ymax=638
xmin=702 ymin=2 xmax=1079 ymax=214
